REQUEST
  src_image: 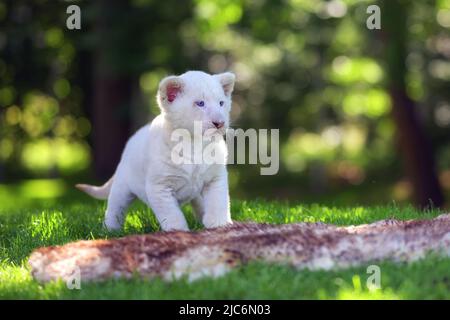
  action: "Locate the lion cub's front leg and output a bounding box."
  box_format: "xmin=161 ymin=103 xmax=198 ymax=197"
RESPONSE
xmin=201 ymin=173 xmax=232 ymax=228
xmin=146 ymin=182 xmax=189 ymax=231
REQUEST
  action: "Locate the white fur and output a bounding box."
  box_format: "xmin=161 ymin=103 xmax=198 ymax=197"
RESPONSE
xmin=77 ymin=71 xmax=235 ymax=231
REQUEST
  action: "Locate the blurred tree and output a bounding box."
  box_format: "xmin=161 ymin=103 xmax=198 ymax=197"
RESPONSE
xmin=91 ymin=0 xmax=133 ymax=180
xmin=382 ymin=0 xmax=444 ymax=208
xmin=0 ymin=0 xmax=448 ymax=206
xmin=83 ymin=0 xmax=194 ymax=180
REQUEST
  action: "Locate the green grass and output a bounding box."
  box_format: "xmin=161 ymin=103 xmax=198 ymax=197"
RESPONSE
xmin=0 ymin=179 xmax=449 ymax=300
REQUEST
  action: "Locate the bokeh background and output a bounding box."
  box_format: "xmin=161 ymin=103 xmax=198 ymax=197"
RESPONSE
xmin=0 ymin=0 xmax=449 ymax=208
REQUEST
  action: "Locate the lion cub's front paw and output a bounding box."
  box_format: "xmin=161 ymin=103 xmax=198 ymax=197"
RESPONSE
xmin=103 ymin=219 xmax=122 ymax=232
xmin=203 ymin=215 xmax=233 ymax=229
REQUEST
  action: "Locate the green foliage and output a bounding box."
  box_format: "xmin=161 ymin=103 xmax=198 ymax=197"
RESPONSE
xmin=0 ymin=0 xmax=449 ymax=204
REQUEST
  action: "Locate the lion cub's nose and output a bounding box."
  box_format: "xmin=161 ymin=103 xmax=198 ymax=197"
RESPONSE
xmin=212 ymin=121 xmax=224 ymax=129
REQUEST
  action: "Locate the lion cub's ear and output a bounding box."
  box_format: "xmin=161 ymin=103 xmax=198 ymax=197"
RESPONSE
xmin=214 ymin=72 xmax=235 ymax=97
xmin=157 ymin=76 xmax=184 ymax=108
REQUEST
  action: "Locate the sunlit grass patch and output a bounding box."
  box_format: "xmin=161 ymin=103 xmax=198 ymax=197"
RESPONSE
xmin=19 ymin=179 xmax=67 ymax=199
xmin=0 ymin=263 xmax=67 ymax=299
xmin=0 ymin=183 xmax=448 ymax=299
xmin=29 ymin=211 xmax=69 ymax=242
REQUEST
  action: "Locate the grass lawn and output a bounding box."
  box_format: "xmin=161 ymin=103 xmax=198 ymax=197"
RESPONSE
xmin=0 ymin=179 xmax=449 ymax=299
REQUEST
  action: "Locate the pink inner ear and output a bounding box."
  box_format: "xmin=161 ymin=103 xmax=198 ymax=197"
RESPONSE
xmin=167 ymin=83 xmax=181 ymax=103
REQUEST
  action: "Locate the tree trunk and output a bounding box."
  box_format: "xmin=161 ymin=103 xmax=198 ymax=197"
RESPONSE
xmin=382 ymin=0 xmax=443 ymax=208
xmin=92 ymin=0 xmax=132 ymax=180
xmin=92 ymin=74 xmax=132 ymax=180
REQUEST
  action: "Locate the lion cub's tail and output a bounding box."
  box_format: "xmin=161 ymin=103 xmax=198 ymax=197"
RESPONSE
xmin=75 ymin=176 xmax=114 ymax=200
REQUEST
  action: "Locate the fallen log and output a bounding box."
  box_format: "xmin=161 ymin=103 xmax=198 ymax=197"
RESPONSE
xmin=29 ymin=214 xmax=450 ymax=283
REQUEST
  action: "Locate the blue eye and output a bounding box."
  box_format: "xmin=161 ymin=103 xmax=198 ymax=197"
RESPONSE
xmin=219 ymin=101 xmax=224 ymax=106
xmin=195 ymin=101 xmax=205 ymax=107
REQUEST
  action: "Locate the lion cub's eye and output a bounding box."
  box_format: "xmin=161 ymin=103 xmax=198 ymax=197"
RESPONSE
xmin=195 ymin=101 xmax=205 ymax=107
xmin=219 ymin=101 xmax=224 ymax=106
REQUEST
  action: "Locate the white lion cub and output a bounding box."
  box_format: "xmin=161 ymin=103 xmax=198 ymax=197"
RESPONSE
xmin=76 ymin=71 xmax=235 ymax=231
